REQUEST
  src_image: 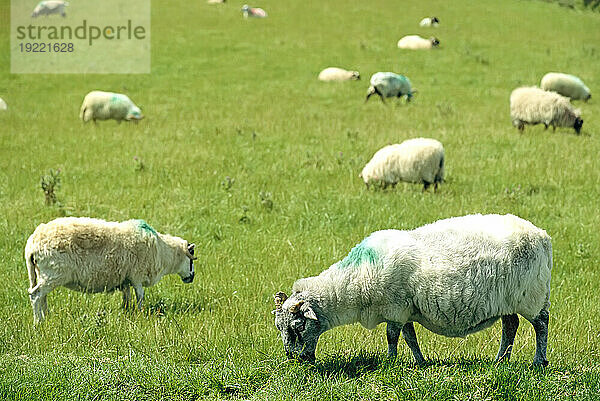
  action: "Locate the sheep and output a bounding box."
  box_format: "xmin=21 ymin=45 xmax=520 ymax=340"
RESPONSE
xmin=397 ymin=35 xmax=440 ymax=50
xmin=365 ymin=72 xmax=415 ymax=103
xmin=419 ymin=17 xmax=440 ymax=27
xmin=540 ymin=72 xmax=591 ymax=102
xmin=242 ymin=5 xmax=267 ymax=18
xmin=274 ymin=213 xmax=552 ymax=366
xmin=25 ymin=217 xmax=197 ymax=324
xmin=360 ymin=138 xmax=444 ymax=191
xmin=318 ymin=67 xmax=360 ymax=82
xmin=31 ymin=1 xmax=68 ymax=18
xmin=80 ymin=91 xmax=144 ymax=124
xmin=0 ymin=97 xmax=6 ymax=111
xmin=207 ymin=0 xmax=226 ymax=3
xmin=510 ymin=86 xmax=583 ymax=134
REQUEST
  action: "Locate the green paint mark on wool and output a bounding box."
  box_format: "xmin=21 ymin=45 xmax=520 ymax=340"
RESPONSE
xmin=136 ymin=220 xmax=157 ymax=235
xmin=338 ymin=239 xmax=379 ymax=268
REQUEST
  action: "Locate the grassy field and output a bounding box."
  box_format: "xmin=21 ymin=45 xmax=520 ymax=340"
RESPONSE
xmin=1 ymin=0 xmax=600 ymax=399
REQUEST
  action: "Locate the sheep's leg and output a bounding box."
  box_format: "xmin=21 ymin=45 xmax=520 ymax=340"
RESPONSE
xmin=402 ymin=322 xmax=426 ymax=365
xmin=29 ymin=281 xmax=54 ymax=324
xmin=121 ymin=286 xmax=132 ymax=310
xmin=495 ymin=314 xmax=519 ymax=362
xmin=133 ymin=284 xmax=145 ymax=311
xmin=423 ymin=181 xmax=431 ymax=191
xmin=544 ymin=123 xmax=548 ymax=130
xmin=386 ymin=322 xmax=401 ymax=357
xmin=527 ymin=309 xmax=549 ymax=366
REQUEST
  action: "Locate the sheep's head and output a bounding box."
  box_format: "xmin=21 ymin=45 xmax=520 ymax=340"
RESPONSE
xmin=126 ymin=106 xmax=144 ymax=121
xmin=273 ymin=291 xmax=324 ymax=362
xmin=431 ymin=17 xmax=440 ymax=24
xmin=574 ymin=117 xmax=583 ymax=134
xmin=430 ymin=37 xmax=440 ymax=47
xmin=351 ymin=71 xmax=361 ymax=80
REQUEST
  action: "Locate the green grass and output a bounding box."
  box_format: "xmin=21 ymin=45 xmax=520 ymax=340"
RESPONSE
xmin=1 ymin=0 xmax=600 ymax=399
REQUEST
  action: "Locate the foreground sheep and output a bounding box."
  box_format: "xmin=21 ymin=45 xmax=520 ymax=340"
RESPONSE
xmin=0 ymin=97 xmax=6 ymax=111
xmin=540 ymin=72 xmax=591 ymax=102
xmin=510 ymin=86 xmax=583 ymax=134
xmin=397 ymin=35 xmax=440 ymax=50
xmin=318 ymin=67 xmax=360 ymax=82
xmin=31 ymin=1 xmax=68 ymax=17
xmin=366 ymin=72 xmax=415 ymax=103
xmin=360 ymin=138 xmax=444 ymax=191
xmin=25 ymin=217 xmax=197 ymax=324
xmin=419 ymin=17 xmax=439 ymax=27
xmin=274 ymin=214 xmax=552 ymax=366
xmin=242 ymin=5 xmax=267 ymax=18
xmin=80 ymin=91 xmax=144 ymax=123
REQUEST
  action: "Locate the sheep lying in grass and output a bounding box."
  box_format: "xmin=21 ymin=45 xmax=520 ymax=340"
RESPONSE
xmin=360 ymin=138 xmax=444 ymax=191
xmin=80 ymin=91 xmax=144 ymax=124
xmin=274 ymin=213 xmax=552 ymax=366
xmin=397 ymin=35 xmax=440 ymax=50
xmin=510 ymin=86 xmax=583 ymax=134
xmin=419 ymin=17 xmax=439 ymax=27
xmin=242 ymin=5 xmax=267 ymax=18
xmin=25 ymin=217 xmax=197 ymax=324
xmin=31 ymin=1 xmax=68 ymax=17
xmin=0 ymin=98 xmax=6 ymax=111
xmin=540 ymin=72 xmax=591 ymax=102
xmin=366 ymin=72 xmax=415 ymax=103
xmin=318 ymin=67 xmax=360 ymax=82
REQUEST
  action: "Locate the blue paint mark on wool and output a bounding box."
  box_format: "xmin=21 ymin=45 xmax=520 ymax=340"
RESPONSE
xmin=338 ymin=238 xmax=379 ymax=268
xmin=136 ymin=220 xmax=157 ymax=236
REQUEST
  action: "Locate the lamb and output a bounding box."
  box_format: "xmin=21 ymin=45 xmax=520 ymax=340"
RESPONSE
xmin=25 ymin=217 xmax=197 ymax=324
xmin=540 ymin=72 xmax=591 ymax=102
xmin=31 ymin=1 xmax=69 ymax=18
xmin=242 ymin=5 xmax=267 ymax=18
xmin=0 ymin=97 xmax=6 ymax=111
xmin=274 ymin=213 xmax=552 ymax=366
xmin=80 ymin=91 xmax=144 ymax=124
xmin=510 ymin=86 xmax=583 ymax=134
xmin=318 ymin=67 xmax=360 ymax=82
xmin=365 ymin=72 xmax=415 ymax=103
xmin=360 ymin=138 xmax=444 ymax=191
xmin=397 ymin=35 xmax=440 ymax=50
xmin=419 ymin=17 xmax=440 ymax=27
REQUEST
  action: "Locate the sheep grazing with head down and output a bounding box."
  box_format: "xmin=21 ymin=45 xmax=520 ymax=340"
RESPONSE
xmin=31 ymin=1 xmax=69 ymax=17
xmin=318 ymin=67 xmax=360 ymax=82
xmin=419 ymin=17 xmax=440 ymax=27
xmin=274 ymin=213 xmax=552 ymax=366
xmin=0 ymin=97 xmax=7 ymax=111
xmin=397 ymin=35 xmax=440 ymax=50
xmin=540 ymin=72 xmax=591 ymax=102
xmin=360 ymin=138 xmax=444 ymax=191
xmin=242 ymin=5 xmax=267 ymax=18
xmin=25 ymin=217 xmax=197 ymax=324
xmin=510 ymin=86 xmax=583 ymax=134
xmin=366 ymin=72 xmax=415 ymax=103
xmin=80 ymin=91 xmax=144 ymax=124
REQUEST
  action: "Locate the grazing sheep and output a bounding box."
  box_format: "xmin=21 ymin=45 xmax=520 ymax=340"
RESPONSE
xmin=0 ymin=98 xmax=6 ymax=111
xmin=80 ymin=91 xmax=144 ymax=124
xmin=31 ymin=1 xmax=68 ymax=18
xmin=360 ymin=138 xmax=444 ymax=191
xmin=242 ymin=4 xmax=267 ymax=18
xmin=274 ymin=213 xmax=552 ymax=366
xmin=366 ymin=72 xmax=415 ymax=103
xmin=397 ymin=35 xmax=440 ymax=50
xmin=540 ymin=72 xmax=591 ymax=102
xmin=318 ymin=67 xmax=360 ymax=82
xmin=510 ymin=86 xmax=583 ymax=134
xmin=419 ymin=17 xmax=440 ymax=27
xmin=25 ymin=217 xmax=197 ymax=324
xmin=207 ymin=0 xmax=226 ymax=3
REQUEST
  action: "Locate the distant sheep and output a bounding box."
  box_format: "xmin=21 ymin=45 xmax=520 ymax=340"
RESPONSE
xmin=207 ymin=0 xmax=226 ymax=3
xmin=274 ymin=213 xmax=552 ymax=366
xmin=366 ymin=72 xmax=415 ymax=103
xmin=510 ymin=86 xmax=583 ymax=134
xmin=80 ymin=91 xmax=144 ymax=124
xmin=318 ymin=67 xmax=360 ymax=82
xmin=540 ymin=72 xmax=591 ymax=102
xmin=31 ymin=1 xmax=68 ymax=18
xmin=419 ymin=17 xmax=439 ymax=27
xmin=398 ymin=35 xmax=440 ymax=50
xmin=0 ymin=98 xmax=6 ymax=111
xmin=25 ymin=217 xmax=197 ymax=324
xmin=360 ymin=138 xmax=445 ymax=191
xmin=242 ymin=5 xmax=267 ymax=18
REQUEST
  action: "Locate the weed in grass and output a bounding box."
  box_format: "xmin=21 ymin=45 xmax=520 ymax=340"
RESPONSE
xmin=40 ymin=168 xmax=61 ymax=206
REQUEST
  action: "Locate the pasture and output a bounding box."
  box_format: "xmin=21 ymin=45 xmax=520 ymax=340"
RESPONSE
xmin=1 ymin=0 xmax=600 ymax=399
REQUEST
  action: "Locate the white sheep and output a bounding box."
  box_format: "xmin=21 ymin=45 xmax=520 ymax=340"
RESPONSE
xmin=80 ymin=91 xmax=144 ymax=124
xmin=25 ymin=217 xmax=197 ymax=324
xmin=207 ymin=0 xmax=226 ymax=3
xmin=31 ymin=1 xmax=69 ymax=18
xmin=510 ymin=86 xmax=583 ymax=134
xmin=397 ymin=35 xmax=440 ymax=50
xmin=0 ymin=97 xmax=7 ymax=111
xmin=360 ymin=138 xmax=444 ymax=191
xmin=318 ymin=67 xmax=360 ymax=82
xmin=365 ymin=72 xmax=415 ymax=103
xmin=242 ymin=5 xmax=267 ymax=18
xmin=540 ymin=72 xmax=591 ymax=102
xmin=419 ymin=17 xmax=439 ymax=27
xmin=274 ymin=213 xmax=552 ymax=366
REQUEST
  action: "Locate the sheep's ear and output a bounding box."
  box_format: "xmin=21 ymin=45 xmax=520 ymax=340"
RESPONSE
xmin=303 ymin=306 xmax=318 ymax=321
xmin=274 ymin=292 xmax=288 ymax=309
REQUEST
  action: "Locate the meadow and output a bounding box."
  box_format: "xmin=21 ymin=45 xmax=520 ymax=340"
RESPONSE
xmin=1 ymin=0 xmax=600 ymax=399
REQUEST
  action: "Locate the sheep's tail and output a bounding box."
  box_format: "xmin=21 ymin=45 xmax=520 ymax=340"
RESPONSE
xmin=26 ymin=253 xmax=37 ymax=290
xmin=435 ymin=155 xmax=445 ymax=183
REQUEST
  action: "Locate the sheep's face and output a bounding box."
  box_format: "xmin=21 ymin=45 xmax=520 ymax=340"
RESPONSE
xmin=126 ymin=107 xmax=144 ymax=121
xmin=574 ymin=117 xmax=583 ymax=134
xmin=179 ymin=243 xmax=196 ymax=283
xmin=351 ymin=71 xmax=361 ymax=80
xmin=273 ymin=292 xmax=323 ymax=361
xmin=430 ymin=37 xmax=440 ymax=47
